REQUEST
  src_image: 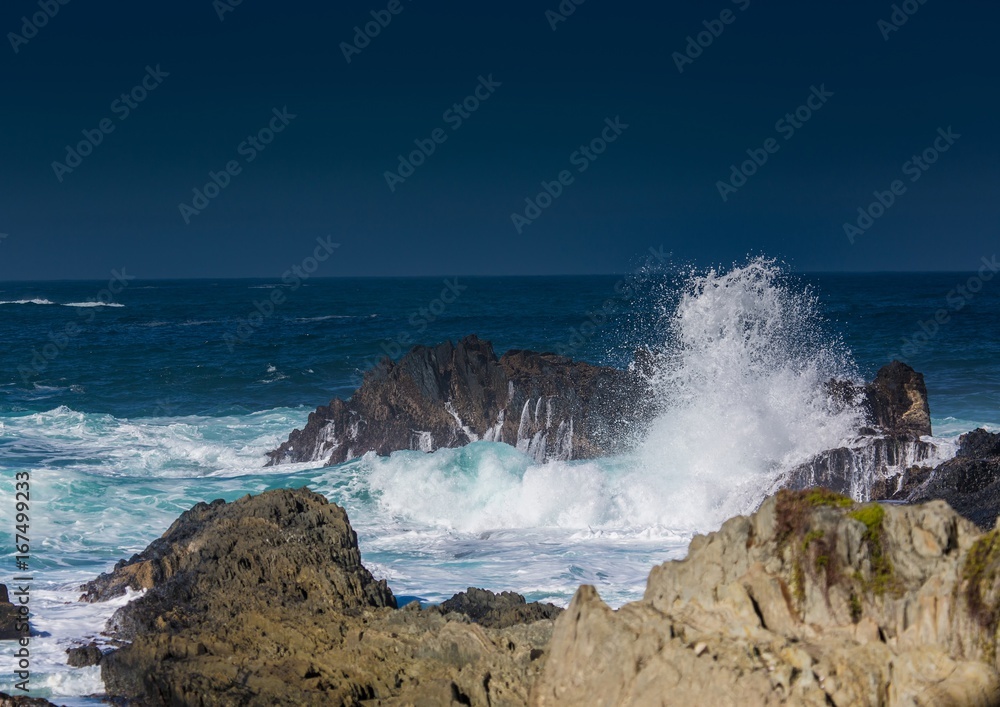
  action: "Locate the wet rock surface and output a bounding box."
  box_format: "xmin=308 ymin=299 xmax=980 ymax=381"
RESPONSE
xmin=88 ymin=488 xmax=555 ymax=706
xmin=0 ymin=584 xmax=28 ymax=641
xmin=907 ymin=428 xmax=1000 ymax=529
xmin=266 ymin=335 xmax=651 ymax=466
xmin=784 ymin=361 xmax=939 ymax=501
xmin=533 ymin=490 xmax=1000 ymax=706
xmin=65 ymin=641 xmax=105 ymax=668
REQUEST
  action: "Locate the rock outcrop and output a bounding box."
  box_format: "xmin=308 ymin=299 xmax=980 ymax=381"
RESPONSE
xmin=0 ymin=584 xmax=28 ymax=641
xmin=906 ymin=428 xmax=1000 ymax=529
xmin=85 ymin=488 xmax=557 ymax=706
xmin=266 ymin=335 xmax=651 ymax=466
xmin=435 ymin=587 xmax=563 ymax=629
xmin=784 ymin=361 xmax=938 ymax=501
xmin=532 ymin=490 xmax=1000 ymax=706
xmin=65 ymin=642 xmax=105 ymax=668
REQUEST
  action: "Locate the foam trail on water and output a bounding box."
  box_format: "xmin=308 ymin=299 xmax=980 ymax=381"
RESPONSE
xmin=628 ymin=258 xmax=864 ymax=529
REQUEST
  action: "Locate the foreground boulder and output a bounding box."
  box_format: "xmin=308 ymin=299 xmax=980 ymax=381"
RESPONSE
xmin=84 ymin=488 xmax=556 ymax=706
xmin=266 ymin=335 xmax=651 ymax=466
xmin=533 ymin=490 xmax=1000 ymax=706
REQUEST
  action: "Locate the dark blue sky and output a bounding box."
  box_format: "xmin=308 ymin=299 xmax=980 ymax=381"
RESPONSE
xmin=0 ymin=1 xmax=996 ymax=279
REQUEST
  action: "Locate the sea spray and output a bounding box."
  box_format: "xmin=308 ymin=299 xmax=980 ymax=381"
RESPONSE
xmin=628 ymin=258 xmax=865 ymax=528
xmin=358 ymin=258 xmax=866 ymax=534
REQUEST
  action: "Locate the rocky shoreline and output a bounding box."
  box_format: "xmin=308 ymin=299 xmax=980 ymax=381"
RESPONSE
xmin=38 ymin=472 xmax=1000 ymax=706
xmin=7 ymin=340 xmax=1000 ymax=705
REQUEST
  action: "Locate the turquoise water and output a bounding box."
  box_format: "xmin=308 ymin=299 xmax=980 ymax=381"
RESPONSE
xmin=1 ymin=265 xmax=998 ymax=702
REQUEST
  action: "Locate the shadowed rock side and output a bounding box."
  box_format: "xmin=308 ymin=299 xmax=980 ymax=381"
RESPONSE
xmin=905 ymin=428 xmax=1000 ymax=529
xmin=532 ymin=490 xmax=1000 ymax=706
xmin=86 ymin=488 xmax=559 ymax=706
xmin=784 ymin=361 xmax=938 ymax=501
xmin=0 ymin=584 xmax=29 ymax=641
xmin=266 ymin=335 xmax=651 ymax=466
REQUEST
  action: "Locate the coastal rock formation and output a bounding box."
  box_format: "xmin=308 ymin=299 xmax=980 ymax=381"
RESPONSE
xmin=906 ymin=428 xmax=1000 ymax=529
xmin=86 ymin=488 xmax=557 ymax=706
xmin=0 ymin=584 xmax=28 ymax=641
xmin=784 ymin=361 xmax=938 ymax=500
xmin=532 ymin=490 xmax=1000 ymax=706
xmin=65 ymin=642 xmax=105 ymax=668
xmin=80 ymin=488 xmax=394 ymax=614
xmin=266 ymin=335 xmax=650 ymax=466
xmin=435 ymin=587 xmax=563 ymax=629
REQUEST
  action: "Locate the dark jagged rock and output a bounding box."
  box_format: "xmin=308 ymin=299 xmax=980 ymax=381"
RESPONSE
xmin=784 ymin=361 xmax=937 ymax=500
xmin=0 ymin=584 xmax=28 ymax=641
xmin=864 ymin=360 xmax=932 ymax=437
xmin=65 ymin=642 xmax=104 ymax=668
xmin=266 ymin=335 xmax=650 ymax=467
xmin=435 ymin=587 xmax=563 ymax=629
xmin=907 ymin=428 xmax=1000 ymax=529
xmin=89 ymin=489 xmax=556 ymax=706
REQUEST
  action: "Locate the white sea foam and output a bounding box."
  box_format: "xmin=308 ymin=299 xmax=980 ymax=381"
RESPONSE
xmin=0 ymin=299 xmax=123 ymax=308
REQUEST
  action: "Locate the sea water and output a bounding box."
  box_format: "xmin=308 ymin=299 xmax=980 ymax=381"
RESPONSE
xmin=1 ymin=261 xmax=998 ymax=702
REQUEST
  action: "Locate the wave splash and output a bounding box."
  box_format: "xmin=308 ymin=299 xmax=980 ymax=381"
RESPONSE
xmin=356 ymin=258 xmax=866 ymax=534
xmin=629 ymin=258 xmax=864 ymax=528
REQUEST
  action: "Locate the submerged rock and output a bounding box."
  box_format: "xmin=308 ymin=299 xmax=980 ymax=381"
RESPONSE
xmin=533 ymin=490 xmax=1000 ymax=706
xmin=87 ymin=488 xmax=556 ymax=706
xmin=266 ymin=335 xmax=651 ymax=466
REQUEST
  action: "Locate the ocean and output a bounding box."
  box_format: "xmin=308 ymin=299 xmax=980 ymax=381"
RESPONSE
xmin=1 ymin=259 xmax=999 ymax=703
